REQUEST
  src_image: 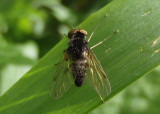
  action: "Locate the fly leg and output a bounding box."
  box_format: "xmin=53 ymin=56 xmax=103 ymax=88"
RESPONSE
xmin=90 ymin=30 xmax=119 ymax=49
xmin=87 ymin=14 xmax=108 ymax=43
xmin=87 ymin=60 xmax=106 ymax=103
xmin=88 ymin=65 xmax=105 ymax=103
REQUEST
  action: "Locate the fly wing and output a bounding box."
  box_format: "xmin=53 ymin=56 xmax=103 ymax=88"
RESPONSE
xmin=86 ymin=49 xmax=111 ymax=101
xmin=50 ymin=51 xmax=74 ymax=99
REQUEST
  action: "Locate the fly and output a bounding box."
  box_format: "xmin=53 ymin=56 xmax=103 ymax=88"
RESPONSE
xmin=50 ymin=14 xmax=119 ymax=102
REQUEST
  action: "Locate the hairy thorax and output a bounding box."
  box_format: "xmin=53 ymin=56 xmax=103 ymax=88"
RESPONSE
xmin=68 ymin=38 xmax=88 ymax=61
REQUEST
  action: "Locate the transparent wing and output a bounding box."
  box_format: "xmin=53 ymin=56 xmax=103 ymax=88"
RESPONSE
xmin=87 ymin=49 xmax=111 ymax=101
xmin=50 ymin=51 xmax=74 ymax=99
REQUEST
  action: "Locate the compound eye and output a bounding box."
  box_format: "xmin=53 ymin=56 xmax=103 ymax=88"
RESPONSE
xmin=68 ymin=29 xmax=78 ymax=38
xmin=79 ymin=29 xmax=87 ymax=36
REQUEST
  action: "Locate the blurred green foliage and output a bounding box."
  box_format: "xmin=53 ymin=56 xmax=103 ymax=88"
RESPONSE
xmin=0 ymin=0 xmax=160 ymax=113
xmin=0 ymin=0 xmax=112 ymax=57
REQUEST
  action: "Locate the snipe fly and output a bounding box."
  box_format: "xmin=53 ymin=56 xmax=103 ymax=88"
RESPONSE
xmin=51 ymin=14 xmax=119 ymax=102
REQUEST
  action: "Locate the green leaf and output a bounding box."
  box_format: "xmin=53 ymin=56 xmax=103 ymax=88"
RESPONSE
xmin=0 ymin=0 xmax=160 ymax=113
xmin=0 ymin=35 xmax=37 ymax=65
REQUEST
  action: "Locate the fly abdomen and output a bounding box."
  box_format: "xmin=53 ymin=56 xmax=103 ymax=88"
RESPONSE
xmin=72 ymin=60 xmax=87 ymax=87
xmin=74 ymin=74 xmax=85 ymax=87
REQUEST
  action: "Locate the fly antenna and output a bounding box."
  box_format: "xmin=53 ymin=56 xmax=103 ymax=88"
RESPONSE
xmin=87 ymin=14 xmax=108 ymax=43
xmin=90 ymin=30 xmax=119 ymax=49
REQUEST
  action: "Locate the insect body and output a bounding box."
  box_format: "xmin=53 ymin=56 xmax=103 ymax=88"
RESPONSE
xmin=51 ymin=15 xmax=119 ymax=102
xmin=67 ymin=29 xmax=88 ymax=87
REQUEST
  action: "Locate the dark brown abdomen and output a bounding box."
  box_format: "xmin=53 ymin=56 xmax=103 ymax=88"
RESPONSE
xmin=72 ymin=60 xmax=87 ymax=87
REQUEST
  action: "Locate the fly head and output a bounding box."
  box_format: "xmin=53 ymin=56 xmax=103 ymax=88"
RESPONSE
xmin=68 ymin=29 xmax=87 ymax=39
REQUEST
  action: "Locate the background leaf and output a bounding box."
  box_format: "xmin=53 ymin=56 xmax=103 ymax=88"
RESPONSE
xmin=0 ymin=0 xmax=160 ymax=113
